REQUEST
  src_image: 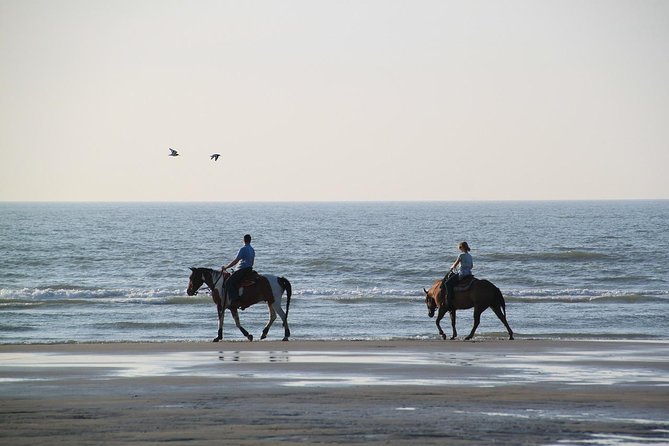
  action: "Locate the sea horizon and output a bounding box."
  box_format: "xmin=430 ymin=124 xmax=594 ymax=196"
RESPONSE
xmin=2 ymin=198 xmax=667 ymax=204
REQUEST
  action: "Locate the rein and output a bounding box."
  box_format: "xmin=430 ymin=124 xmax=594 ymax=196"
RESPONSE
xmin=197 ymin=269 xmax=225 ymax=296
xmin=211 ymin=270 xmax=224 ymax=288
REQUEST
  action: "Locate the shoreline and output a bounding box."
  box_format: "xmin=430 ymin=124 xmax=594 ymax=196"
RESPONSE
xmin=2 ymin=339 xmax=668 ymax=445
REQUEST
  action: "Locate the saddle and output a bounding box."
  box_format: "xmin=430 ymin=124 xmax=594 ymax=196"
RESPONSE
xmin=222 ymin=270 xmax=261 ymax=288
xmin=240 ymin=270 xmax=262 ymax=288
xmin=453 ymin=275 xmax=477 ymax=292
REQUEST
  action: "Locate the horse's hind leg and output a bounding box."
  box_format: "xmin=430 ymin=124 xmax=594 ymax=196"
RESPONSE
xmin=465 ymin=307 xmax=484 ymax=340
xmin=274 ymin=303 xmax=290 ymax=341
xmin=261 ymin=305 xmax=277 ymax=340
xmin=492 ymin=306 xmax=514 ymax=340
xmin=231 ymin=308 xmax=253 ymax=341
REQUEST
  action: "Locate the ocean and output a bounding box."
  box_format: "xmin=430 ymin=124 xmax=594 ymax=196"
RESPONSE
xmin=1 ymin=201 xmax=667 ymax=344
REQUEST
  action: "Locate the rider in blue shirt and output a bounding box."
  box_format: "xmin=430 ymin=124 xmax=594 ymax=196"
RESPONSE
xmin=223 ymin=234 xmax=255 ymax=304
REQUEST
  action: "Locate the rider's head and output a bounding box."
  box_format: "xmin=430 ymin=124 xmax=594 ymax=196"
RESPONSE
xmin=459 ymin=241 xmax=470 ymax=252
xmin=244 ymin=234 xmax=252 ymax=244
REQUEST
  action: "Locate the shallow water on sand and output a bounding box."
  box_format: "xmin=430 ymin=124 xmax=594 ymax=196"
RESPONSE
xmin=2 ymin=342 xmax=668 ymax=390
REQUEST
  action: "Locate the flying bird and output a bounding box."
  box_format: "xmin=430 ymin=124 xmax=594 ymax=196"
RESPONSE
xmin=168 ymin=148 xmax=179 ymax=157
xmin=210 ymin=154 xmax=220 ymax=161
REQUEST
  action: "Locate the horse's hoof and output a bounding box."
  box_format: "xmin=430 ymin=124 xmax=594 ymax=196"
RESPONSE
xmin=282 ymin=337 xmax=289 ymax=341
xmin=247 ymin=335 xmax=253 ymax=342
xmin=509 ymin=335 xmax=514 ymax=340
xmin=212 ymin=337 xmax=221 ymax=343
xmin=464 ymin=336 xmax=473 ymax=341
xmin=450 ymin=336 xmax=457 ymax=340
xmin=440 ymin=334 xmax=447 ymax=340
xmin=260 ymin=333 xmax=267 ymax=340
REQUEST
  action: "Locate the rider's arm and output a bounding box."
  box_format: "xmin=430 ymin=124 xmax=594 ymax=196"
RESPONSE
xmin=450 ymin=256 xmax=461 ymax=272
xmin=223 ymin=257 xmax=240 ymax=270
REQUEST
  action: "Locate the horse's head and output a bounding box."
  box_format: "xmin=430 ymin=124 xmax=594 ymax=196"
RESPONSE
xmin=187 ymin=267 xmax=205 ymax=296
xmin=424 ymin=287 xmax=437 ymax=318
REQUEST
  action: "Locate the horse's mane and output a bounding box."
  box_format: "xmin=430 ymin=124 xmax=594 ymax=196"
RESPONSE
xmin=191 ymin=267 xmax=219 ymax=276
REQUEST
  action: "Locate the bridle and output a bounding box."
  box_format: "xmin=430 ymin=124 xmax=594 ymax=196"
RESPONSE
xmin=190 ymin=268 xmax=225 ymax=296
xmin=426 ymin=292 xmax=438 ymax=318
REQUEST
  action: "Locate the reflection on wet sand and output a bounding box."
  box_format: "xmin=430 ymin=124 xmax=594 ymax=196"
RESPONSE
xmin=2 ymin=343 xmax=668 ymax=389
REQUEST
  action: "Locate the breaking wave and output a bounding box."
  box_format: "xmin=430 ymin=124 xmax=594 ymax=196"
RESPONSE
xmin=0 ymin=287 xmax=207 ymax=308
xmin=1 ymin=286 xmax=667 ymax=309
xmin=484 ymin=251 xmax=615 ymax=262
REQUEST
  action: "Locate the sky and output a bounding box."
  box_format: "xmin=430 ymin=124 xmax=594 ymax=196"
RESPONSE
xmin=1 ymin=0 xmax=668 ymax=202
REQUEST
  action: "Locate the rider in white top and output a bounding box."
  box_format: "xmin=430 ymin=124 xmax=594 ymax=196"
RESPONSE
xmin=457 ymin=251 xmax=473 ymax=278
xmin=442 ymin=241 xmax=473 ymax=312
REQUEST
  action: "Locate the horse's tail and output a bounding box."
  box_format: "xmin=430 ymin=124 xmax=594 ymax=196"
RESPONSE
xmin=494 ymin=285 xmax=506 ymax=316
xmin=278 ymin=277 xmax=292 ymax=323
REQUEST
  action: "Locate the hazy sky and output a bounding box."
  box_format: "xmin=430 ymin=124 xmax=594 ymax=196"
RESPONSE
xmin=1 ymin=0 xmax=668 ymax=201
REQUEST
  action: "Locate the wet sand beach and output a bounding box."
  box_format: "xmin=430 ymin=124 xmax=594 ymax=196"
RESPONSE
xmin=1 ymin=340 xmax=668 ymax=445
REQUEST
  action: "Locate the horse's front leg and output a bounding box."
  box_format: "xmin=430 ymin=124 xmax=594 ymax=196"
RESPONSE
xmin=213 ymin=304 xmax=224 ymax=342
xmin=230 ymin=307 xmax=253 ymax=341
xmin=261 ymin=304 xmax=277 ymax=340
xmin=435 ymin=307 xmax=448 ymax=340
xmin=450 ymin=310 xmax=458 ymax=340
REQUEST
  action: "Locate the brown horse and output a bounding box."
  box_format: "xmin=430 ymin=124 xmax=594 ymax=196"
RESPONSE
xmin=423 ymin=277 xmax=514 ymax=340
xmin=187 ymin=267 xmax=292 ymax=342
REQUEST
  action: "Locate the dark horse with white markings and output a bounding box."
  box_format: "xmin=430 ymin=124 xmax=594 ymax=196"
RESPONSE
xmin=187 ymin=267 xmax=292 ymax=342
xmin=423 ymin=275 xmax=514 ymax=341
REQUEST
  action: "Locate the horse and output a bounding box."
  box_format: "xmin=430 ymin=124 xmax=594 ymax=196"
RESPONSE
xmin=423 ymin=276 xmax=514 ymax=341
xmin=187 ymin=267 xmax=292 ymax=342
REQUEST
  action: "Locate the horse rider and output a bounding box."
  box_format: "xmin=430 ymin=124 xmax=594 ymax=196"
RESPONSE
xmin=441 ymin=241 xmax=473 ymax=312
xmin=222 ymin=234 xmax=255 ymax=305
